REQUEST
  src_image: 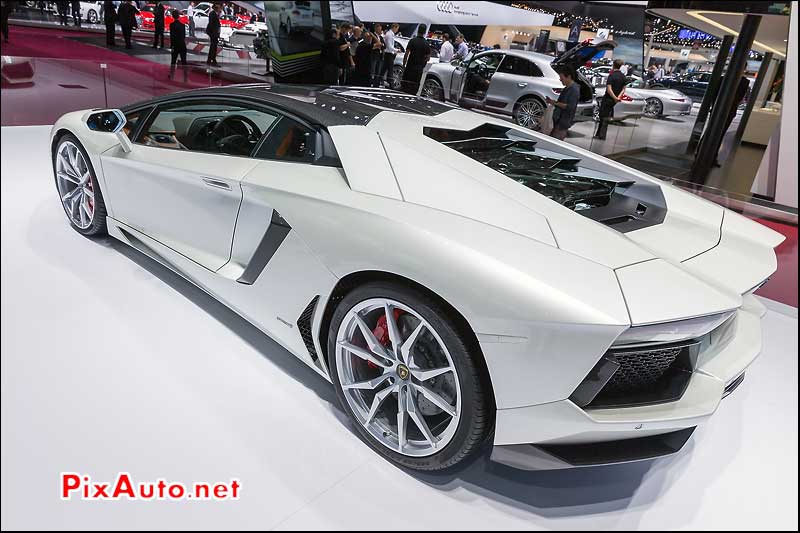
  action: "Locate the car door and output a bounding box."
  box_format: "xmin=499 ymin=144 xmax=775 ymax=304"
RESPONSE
xmin=456 ymin=52 xmax=503 ymax=106
xmin=100 ymin=98 xmax=281 ymax=272
xmin=483 ymin=55 xmax=543 ymax=112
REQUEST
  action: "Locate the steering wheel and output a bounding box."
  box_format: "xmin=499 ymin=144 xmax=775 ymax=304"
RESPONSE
xmin=210 ymin=114 xmax=262 ymax=146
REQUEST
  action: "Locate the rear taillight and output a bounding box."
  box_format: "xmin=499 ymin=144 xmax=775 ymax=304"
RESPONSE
xmin=671 ymin=98 xmax=686 ymax=102
xmin=620 ymin=94 xmax=633 ymax=101
xmin=292 ymin=10 xmax=300 ymax=15
xmin=552 ymin=87 xmax=562 ymax=94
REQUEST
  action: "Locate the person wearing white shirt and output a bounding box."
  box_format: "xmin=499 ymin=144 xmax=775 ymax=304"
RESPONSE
xmin=439 ymin=33 xmax=454 ymax=63
xmin=186 ymin=1 xmax=195 ymax=37
xmin=379 ymin=23 xmax=399 ymax=87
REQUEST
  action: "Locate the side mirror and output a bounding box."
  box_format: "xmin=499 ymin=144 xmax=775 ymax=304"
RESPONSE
xmin=84 ymin=109 xmax=133 ymax=153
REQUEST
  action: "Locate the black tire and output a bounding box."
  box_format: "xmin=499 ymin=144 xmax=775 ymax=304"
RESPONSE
xmin=421 ymin=77 xmax=444 ymax=101
xmin=87 ymin=9 xmax=98 ymax=24
xmin=328 ymin=281 xmax=493 ymax=471
xmin=52 ymin=133 xmax=108 ymax=237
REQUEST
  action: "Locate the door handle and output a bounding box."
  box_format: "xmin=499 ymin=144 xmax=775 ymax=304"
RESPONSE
xmin=517 ymin=82 xmax=528 ymax=88
xmin=202 ymin=177 xmax=231 ymax=190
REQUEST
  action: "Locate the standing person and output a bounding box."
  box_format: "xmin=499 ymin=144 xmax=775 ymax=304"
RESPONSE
xmin=71 ymin=0 xmax=81 ymax=27
xmin=57 ymin=1 xmax=69 ymax=26
xmin=169 ymin=9 xmax=188 ymax=80
xmin=595 ymin=59 xmax=626 ymax=140
xmin=453 ymin=34 xmax=469 ymax=61
xmin=321 ymin=27 xmax=342 ymax=85
xmin=546 ymin=66 xmax=579 ymax=140
xmin=103 ymin=0 xmax=116 ymax=47
xmin=152 ymin=1 xmax=165 ymax=48
xmin=646 ymin=65 xmax=655 ymax=86
xmin=369 ymin=23 xmax=383 ymax=86
xmin=655 ymin=63 xmax=665 ymax=81
xmin=206 ymin=3 xmax=221 ymax=66
xmin=117 ymin=0 xmax=138 ymax=49
xmin=438 ymin=33 xmax=454 ymax=63
xmin=352 ymin=31 xmax=375 ymax=87
xmin=186 ymin=1 xmax=195 ymax=37
xmin=249 ymin=11 xmax=257 ymax=25
xmin=337 ymin=22 xmax=354 ymax=85
xmin=400 ymin=24 xmax=430 ymax=95
xmin=0 ymin=1 xmax=12 ymax=43
xmin=378 ymin=23 xmax=398 ymax=87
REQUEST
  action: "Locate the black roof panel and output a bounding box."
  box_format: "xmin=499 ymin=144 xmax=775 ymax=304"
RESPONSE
xmin=121 ymin=84 xmax=458 ymax=127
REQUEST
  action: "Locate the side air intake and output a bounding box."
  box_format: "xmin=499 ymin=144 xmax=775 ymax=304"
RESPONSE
xmin=297 ymin=296 xmax=320 ymax=362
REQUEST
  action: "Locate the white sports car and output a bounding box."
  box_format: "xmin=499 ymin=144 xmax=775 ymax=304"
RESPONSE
xmin=50 ymin=85 xmax=783 ymax=471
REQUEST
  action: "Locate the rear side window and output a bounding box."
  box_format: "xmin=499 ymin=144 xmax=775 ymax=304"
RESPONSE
xmin=254 ymin=117 xmax=316 ymax=163
xmin=498 ymin=56 xmax=543 ymax=77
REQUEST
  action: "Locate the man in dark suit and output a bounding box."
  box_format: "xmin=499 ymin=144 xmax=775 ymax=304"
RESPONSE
xmin=71 ymin=0 xmax=81 ymax=27
xmin=205 ymin=3 xmax=221 ymax=66
xmin=103 ymin=0 xmax=116 ymax=47
xmin=117 ymin=1 xmax=138 ymax=49
xmin=56 ymin=1 xmax=69 ymax=26
xmin=1 ymin=1 xmax=13 ymax=43
xmin=169 ymin=9 xmax=188 ymax=81
xmin=152 ymin=1 xmax=165 ymax=48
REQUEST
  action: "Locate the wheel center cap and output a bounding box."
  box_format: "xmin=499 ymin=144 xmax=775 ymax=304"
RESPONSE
xmin=397 ymin=364 xmax=410 ymax=381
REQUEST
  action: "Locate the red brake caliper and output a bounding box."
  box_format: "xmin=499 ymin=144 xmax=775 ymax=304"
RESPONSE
xmin=369 ymin=309 xmax=404 ymax=369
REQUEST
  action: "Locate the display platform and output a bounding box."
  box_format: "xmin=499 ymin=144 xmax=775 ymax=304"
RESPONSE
xmin=1 ymin=126 xmax=797 ymax=530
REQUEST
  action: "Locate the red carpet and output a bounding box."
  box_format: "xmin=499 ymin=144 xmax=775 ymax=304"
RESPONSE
xmin=1 ymin=25 xmax=143 ymax=61
xmin=2 ymin=25 xmax=231 ymax=126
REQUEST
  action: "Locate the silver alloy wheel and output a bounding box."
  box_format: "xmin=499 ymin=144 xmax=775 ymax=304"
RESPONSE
xmin=421 ymin=78 xmax=444 ymax=101
xmin=515 ymin=98 xmax=544 ymax=129
xmin=335 ymin=298 xmax=461 ymax=457
xmin=56 ymin=141 xmax=95 ymax=230
xmin=390 ymin=66 xmax=404 ymax=90
xmin=645 ymin=97 xmax=663 ymax=118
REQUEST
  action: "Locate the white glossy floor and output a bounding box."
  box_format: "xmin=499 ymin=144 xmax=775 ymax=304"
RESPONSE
xmin=1 ymin=126 xmax=798 ymax=530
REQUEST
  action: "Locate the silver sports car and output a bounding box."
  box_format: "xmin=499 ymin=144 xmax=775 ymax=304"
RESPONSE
xmin=626 ymin=77 xmax=693 ymax=118
xmin=51 ymin=85 xmax=783 ymax=471
xmin=420 ymin=40 xmax=616 ymax=129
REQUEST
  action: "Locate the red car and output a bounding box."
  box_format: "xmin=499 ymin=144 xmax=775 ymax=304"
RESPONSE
xmin=137 ymin=4 xmax=189 ymax=31
xmin=219 ymin=14 xmax=248 ymax=30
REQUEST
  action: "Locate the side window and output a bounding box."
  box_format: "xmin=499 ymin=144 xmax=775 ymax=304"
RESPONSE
xmin=253 ymin=117 xmax=316 ymax=163
xmin=136 ymin=100 xmax=280 ymax=157
xmin=123 ymin=109 xmax=146 ymax=140
xmin=497 ymin=57 xmax=541 ymax=77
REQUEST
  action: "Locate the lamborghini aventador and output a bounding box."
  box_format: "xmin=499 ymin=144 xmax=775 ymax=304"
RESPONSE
xmin=50 ymin=84 xmax=783 ymax=471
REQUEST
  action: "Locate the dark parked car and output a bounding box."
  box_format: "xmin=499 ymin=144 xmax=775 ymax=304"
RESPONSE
xmin=653 ymin=71 xmax=712 ymax=101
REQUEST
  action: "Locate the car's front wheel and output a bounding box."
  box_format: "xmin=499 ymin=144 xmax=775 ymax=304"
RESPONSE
xmin=513 ymin=97 xmax=545 ymax=129
xmin=53 ymin=134 xmax=107 ymax=236
xmin=87 ymin=9 xmax=98 ymax=24
xmin=328 ymin=282 xmax=492 ymax=471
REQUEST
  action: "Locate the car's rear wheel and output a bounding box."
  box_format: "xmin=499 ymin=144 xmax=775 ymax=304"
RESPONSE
xmin=328 ymin=282 xmax=492 ymax=471
xmin=53 ymin=134 xmax=107 ymax=236
xmin=513 ymin=97 xmax=545 ymax=129
xmin=421 ymin=77 xmax=444 ymax=101
xmin=87 ymin=9 xmax=98 ymax=24
xmin=644 ymin=97 xmax=663 ymax=118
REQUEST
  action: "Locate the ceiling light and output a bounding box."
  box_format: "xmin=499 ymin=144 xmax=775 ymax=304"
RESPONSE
xmin=686 ymin=10 xmax=787 ymax=58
